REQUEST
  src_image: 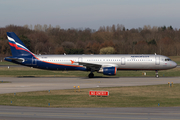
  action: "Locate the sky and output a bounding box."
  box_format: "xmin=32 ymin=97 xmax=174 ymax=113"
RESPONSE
xmin=0 ymin=0 xmax=180 ymax=30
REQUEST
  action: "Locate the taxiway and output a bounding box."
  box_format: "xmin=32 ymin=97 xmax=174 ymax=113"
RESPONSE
xmin=0 ymin=77 xmax=180 ymax=94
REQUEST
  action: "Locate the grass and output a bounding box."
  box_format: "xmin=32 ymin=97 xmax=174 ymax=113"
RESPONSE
xmin=0 ymin=84 xmax=180 ymax=107
xmin=169 ymin=56 xmax=180 ymax=65
xmin=0 ymin=61 xmax=16 ymax=65
xmin=0 ymin=67 xmax=89 ymax=77
xmin=0 ymin=66 xmax=179 ymax=77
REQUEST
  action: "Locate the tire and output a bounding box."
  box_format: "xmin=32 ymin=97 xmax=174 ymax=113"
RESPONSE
xmin=88 ymin=73 xmax=94 ymax=78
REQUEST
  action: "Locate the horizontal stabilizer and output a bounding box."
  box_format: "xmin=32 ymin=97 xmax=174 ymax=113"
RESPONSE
xmin=4 ymin=57 xmax=24 ymax=63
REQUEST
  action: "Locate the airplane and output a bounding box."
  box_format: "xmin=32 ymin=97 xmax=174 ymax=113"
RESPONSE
xmin=4 ymin=32 xmax=177 ymax=78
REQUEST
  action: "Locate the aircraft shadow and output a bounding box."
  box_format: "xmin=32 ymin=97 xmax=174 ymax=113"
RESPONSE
xmin=17 ymin=76 xmax=36 ymax=78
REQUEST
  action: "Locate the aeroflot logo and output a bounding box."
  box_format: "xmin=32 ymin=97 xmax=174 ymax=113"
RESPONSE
xmin=7 ymin=36 xmax=30 ymax=52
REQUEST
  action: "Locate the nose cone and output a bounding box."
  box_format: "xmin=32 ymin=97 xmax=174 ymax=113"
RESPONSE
xmin=172 ymin=61 xmax=177 ymax=68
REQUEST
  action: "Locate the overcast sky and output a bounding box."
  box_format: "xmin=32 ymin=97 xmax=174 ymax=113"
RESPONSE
xmin=1 ymin=0 xmax=180 ymax=30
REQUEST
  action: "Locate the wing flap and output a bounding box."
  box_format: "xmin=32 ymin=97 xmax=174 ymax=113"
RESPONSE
xmin=76 ymin=62 xmax=118 ymax=71
xmin=78 ymin=62 xmax=102 ymax=67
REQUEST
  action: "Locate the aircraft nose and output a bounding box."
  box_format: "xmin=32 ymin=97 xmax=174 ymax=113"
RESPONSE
xmin=172 ymin=62 xmax=177 ymax=68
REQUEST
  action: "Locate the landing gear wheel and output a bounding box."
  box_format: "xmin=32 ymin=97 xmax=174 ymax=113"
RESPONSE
xmin=88 ymin=73 xmax=94 ymax=78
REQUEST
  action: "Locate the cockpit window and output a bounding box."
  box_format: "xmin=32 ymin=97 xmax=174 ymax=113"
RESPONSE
xmin=165 ymin=59 xmax=171 ymax=61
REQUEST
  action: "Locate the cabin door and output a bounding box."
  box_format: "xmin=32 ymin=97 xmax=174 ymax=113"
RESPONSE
xmin=155 ymin=56 xmax=160 ymax=65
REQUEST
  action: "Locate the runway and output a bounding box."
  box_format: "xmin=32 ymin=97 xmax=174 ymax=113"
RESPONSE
xmin=1 ymin=106 xmax=180 ymax=120
xmin=1 ymin=77 xmax=180 ymax=120
xmin=0 ymin=77 xmax=180 ymax=94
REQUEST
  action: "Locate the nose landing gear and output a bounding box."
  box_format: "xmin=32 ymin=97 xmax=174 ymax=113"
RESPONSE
xmin=155 ymin=70 xmax=159 ymax=78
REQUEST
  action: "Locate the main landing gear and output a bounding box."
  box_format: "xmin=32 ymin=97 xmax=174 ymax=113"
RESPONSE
xmin=155 ymin=70 xmax=159 ymax=78
xmin=88 ymin=72 xmax=94 ymax=78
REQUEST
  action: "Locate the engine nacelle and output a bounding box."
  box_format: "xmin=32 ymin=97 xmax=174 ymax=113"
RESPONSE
xmin=102 ymin=67 xmax=117 ymax=75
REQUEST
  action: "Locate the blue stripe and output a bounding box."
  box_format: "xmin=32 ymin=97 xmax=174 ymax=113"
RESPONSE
xmin=8 ymin=40 xmax=15 ymax=44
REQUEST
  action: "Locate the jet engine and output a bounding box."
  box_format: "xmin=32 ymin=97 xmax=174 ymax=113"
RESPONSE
xmin=98 ymin=67 xmax=117 ymax=75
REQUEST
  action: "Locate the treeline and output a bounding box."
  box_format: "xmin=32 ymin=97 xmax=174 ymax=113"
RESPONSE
xmin=0 ymin=24 xmax=180 ymax=58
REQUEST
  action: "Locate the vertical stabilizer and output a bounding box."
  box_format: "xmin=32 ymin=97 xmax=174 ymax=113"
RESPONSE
xmin=7 ymin=32 xmax=33 ymax=57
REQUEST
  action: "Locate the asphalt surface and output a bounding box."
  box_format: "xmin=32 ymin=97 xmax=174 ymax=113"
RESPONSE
xmin=0 ymin=106 xmax=180 ymax=120
xmin=0 ymin=77 xmax=180 ymax=94
xmin=1 ymin=76 xmax=180 ymax=120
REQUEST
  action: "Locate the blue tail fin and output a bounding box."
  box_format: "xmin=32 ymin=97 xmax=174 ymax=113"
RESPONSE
xmin=7 ymin=32 xmax=34 ymax=57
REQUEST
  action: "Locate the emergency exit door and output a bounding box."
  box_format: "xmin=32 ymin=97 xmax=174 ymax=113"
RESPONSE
xmin=121 ymin=57 xmax=125 ymax=65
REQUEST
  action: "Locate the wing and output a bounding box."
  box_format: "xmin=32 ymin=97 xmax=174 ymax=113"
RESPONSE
xmin=76 ymin=61 xmax=118 ymax=71
xmin=78 ymin=62 xmax=102 ymax=71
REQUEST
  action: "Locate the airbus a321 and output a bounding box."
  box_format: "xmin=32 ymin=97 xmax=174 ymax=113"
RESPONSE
xmin=5 ymin=32 xmax=177 ymax=78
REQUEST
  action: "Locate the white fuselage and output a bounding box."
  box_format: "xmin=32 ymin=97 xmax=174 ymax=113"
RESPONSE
xmin=34 ymin=54 xmax=177 ymax=71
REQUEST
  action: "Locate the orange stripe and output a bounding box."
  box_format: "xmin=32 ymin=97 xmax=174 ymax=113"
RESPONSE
xmin=114 ymin=67 xmax=117 ymax=75
xmin=40 ymin=60 xmax=83 ymax=67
